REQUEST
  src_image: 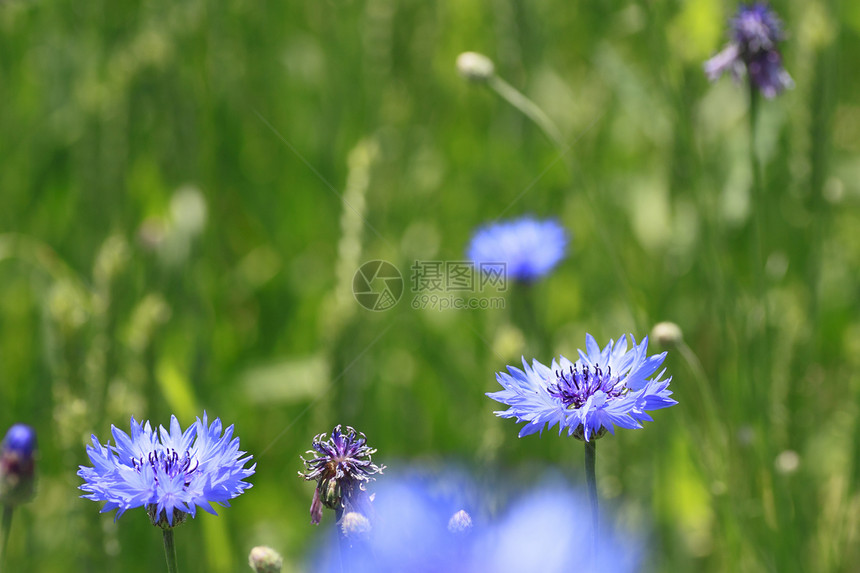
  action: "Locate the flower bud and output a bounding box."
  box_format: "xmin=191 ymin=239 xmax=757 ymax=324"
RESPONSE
xmin=321 ymin=477 xmax=342 ymax=510
xmin=447 ymin=509 xmax=472 ymax=534
xmin=0 ymin=424 xmax=37 ymax=506
xmin=456 ymin=52 xmax=495 ymax=82
xmin=651 ymin=321 xmax=683 ymax=348
xmin=340 ymin=511 xmax=371 ymax=538
xmin=248 ymin=546 xmax=283 ymax=573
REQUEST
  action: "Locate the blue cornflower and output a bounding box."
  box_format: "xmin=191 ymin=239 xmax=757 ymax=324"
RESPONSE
xmin=704 ymin=3 xmax=793 ymax=98
xmin=299 ymin=425 xmax=384 ymax=525
xmin=488 ymin=334 xmax=677 ymax=441
xmin=0 ymin=424 xmax=37 ymax=505
xmin=467 ymin=216 xmax=568 ymax=282
xmin=78 ymin=413 xmax=255 ymax=528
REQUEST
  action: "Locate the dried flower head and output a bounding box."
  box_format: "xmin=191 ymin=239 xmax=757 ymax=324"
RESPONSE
xmin=299 ymin=425 xmax=384 ymax=525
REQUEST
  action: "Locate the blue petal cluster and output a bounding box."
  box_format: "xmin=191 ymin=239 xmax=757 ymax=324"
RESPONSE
xmin=488 ymin=334 xmax=677 ymax=441
xmin=309 ymin=473 xmax=640 ymax=573
xmin=467 ymin=216 xmax=568 ymax=282
xmin=78 ymin=413 xmax=255 ymax=527
xmin=704 ymin=3 xmax=793 ymax=98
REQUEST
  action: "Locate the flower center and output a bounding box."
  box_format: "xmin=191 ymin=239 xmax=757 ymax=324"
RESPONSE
xmin=132 ymin=448 xmax=198 ymax=483
xmin=547 ymin=363 xmax=625 ymax=409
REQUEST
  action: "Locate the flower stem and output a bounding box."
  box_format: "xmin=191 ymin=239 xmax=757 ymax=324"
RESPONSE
xmin=747 ymin=79 xmax=770 ymax=411
xmin=487 ymin=76 xmax=566 ymax=150
xmin=584 ymin=440 xmax=598 ymax=559
xmin=510 ymin=283 xmax=551 ymax=359
xmin=0 ymin=505 xmax=13 ymax=570
xmin=485 ymin=72 xmax=642 ymax=334
xmin=162 ymin=528 xmax=179 ymax=573
xmin=335 ymin=507 xmax=346 ymax=573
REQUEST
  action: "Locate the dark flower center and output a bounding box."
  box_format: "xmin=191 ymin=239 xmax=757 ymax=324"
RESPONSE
xmin=547 ymin=363 xmax=625 ymax=409
xmin=132 ymin=448 xmax=198 ymax=484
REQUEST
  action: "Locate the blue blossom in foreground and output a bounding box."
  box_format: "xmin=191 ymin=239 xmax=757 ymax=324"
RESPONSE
xmin=0 ymin=424 xmax=37 ymax=505
xmin=467 ymin=216 xmax=568 ymax=282
xmin=309 ymin=473 xmax=640 ymax=573
xmin=488 ymin=334 xmax=677 ymax=441
xmin=299 ymin=425 xmax=384 ymax=525
xmin=704 ymin=3 xmax=793 ymax=98
xmin=78 ymin=413 xmax=255 ymax=528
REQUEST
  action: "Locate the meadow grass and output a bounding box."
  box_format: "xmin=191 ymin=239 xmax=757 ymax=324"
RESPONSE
xmin=1 ymin=0 xmax=858 ymax=571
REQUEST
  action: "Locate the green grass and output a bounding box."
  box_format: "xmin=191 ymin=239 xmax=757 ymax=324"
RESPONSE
xmin=1 ymin=0 xmax=859 ymax=571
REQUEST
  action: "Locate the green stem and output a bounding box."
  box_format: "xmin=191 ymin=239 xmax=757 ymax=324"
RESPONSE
xmin=335 ymin=507 xmax=346 ymax=573
xmin=510 ymin=283 xmax=551 ymax=358
xmin=485 ymin=73 xmax=642 ymax=334
xmin=162 ymin=528 xmax=178 ymax=573
xmin=0 ymin=505 xmax=13 ymax=570
xmin=487 ymin=76 xmax=566 ymax=150
xmin=748 ymin=82 xmax=765 ymax=305
xmin=584 ymin=440 xmax=598 ymax=559
xmin=747 ymin=80 xmax=770 ymax=411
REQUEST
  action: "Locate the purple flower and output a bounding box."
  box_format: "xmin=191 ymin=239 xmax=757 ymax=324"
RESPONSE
xmin=78 ymin=413 xmax=255 ymax=528
xmin=704 ymin=3 xmax=793 ymax=98
xmin=0 ymin=424 xmax=37 ymax=505
xmin=467 ymin=216 xmax=568 ymax=282
xmin=488 ymin=334 xmax=677 ymax=441
xmin=299 ymin=425 xmax=384 ymax=525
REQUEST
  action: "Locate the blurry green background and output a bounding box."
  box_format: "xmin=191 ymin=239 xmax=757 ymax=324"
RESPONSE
xmin=1 ymin=0 xmax=859 ymax=571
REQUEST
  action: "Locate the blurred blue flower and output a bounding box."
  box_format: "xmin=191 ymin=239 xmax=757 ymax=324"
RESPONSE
xmin=488 ymin=334 xmax=677 ymax=441
xmin=704 ymin=3 xmax=793 ymax=98
xmin=467 ymin=216 xmax=568 ymax=282
xmin=78 ymin=413 xmax=255 ymax=528
xmin=0 ymin=424 xmax=37 ymax=505
xmin=309 ymin=472 xmax=640 ymax=573
xmin=299 ymin=425 xmax=384 ymax=525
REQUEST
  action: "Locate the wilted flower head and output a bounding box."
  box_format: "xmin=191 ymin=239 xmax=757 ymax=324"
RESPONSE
xmin=299 ymin=425 xmax=384 ymax=525
xmin=467 ymin=216 xmax=568 ymax=282
xmin=488 ymin=334 xmax=677 ymax=441
xmin=0 ymin=424 xmax=37 ymax=505
xmin=704 ymin=3 xmax=793 ymax=98
xmin=78 ymin=413 xmax=255 ymax=528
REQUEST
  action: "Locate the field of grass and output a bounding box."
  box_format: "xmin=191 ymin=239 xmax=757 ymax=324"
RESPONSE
xmin=2 ymin=0 xmax=860 ymax=571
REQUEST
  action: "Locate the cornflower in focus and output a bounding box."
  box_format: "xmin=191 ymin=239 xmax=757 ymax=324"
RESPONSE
xmin=467 ymin=216 xmax=568 ymax=283
xmin=299 ymin=425 xmax=384 ymax=525
xmin=488 ymin=334 xmax=677 ymax=441
xmin=704 ymin=2 xmax=793 ymax=98
xmin=0 ymin=424 xmax=37 ymax=507
xmin=78 ymin=413 xmax=255 ymax=528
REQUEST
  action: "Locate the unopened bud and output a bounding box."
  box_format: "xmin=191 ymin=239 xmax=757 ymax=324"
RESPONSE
xmin=321 ymin=478 xmax=342 ymax=510
xmin=447 ymin=509 xmax=472 ymax=533
xmin=340 ymin=511 xmax=371 ymax=538
xmin=456 ymin=52 xmax=495 ymax=82
xmin=248 ymin=546 xmax=283 ymax=573
xmin=0 ymin=424 xmax=37 ymax=506
xmin=651 ymin=321 xmax=683 ymax=348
